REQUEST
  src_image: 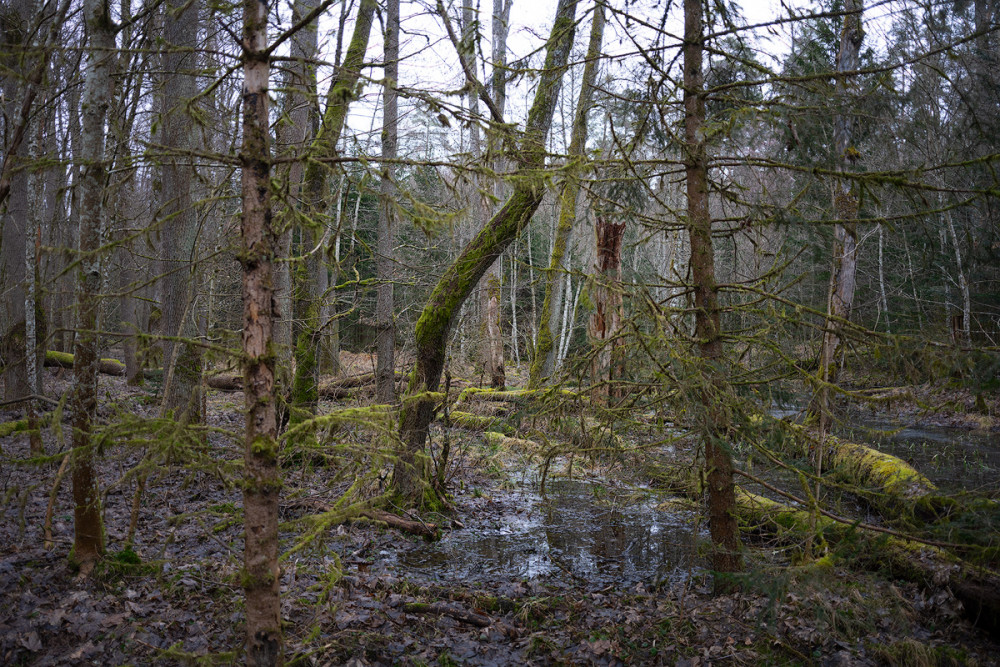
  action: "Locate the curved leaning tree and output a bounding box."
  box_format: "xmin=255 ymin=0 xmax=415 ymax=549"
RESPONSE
xmin=393 ymin=0 xmax=581 ymax=503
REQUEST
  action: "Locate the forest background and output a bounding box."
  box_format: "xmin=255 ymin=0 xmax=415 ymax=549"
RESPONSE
xmin=1 ymin=0 xmax=999 ymax=663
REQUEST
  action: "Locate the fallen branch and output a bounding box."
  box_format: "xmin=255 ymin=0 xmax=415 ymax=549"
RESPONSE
xmin=359 ymin=509 xmax=439 ymax=539
xmin=401 ymin=602 xmax=491 ymax=627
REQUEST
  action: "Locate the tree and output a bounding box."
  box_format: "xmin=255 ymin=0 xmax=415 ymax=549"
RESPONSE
xmin=530 ymin=0 xmax=605 ymax=389
xmin=810 ymin=0 xmax=865 ymax=434
xmin=71 ymin=0 xmax=117 ymax=577
xmin=394 ymin=0 xmax=580 ymax=503
xmin=240 ymin=0 xmax=282 ymax=659
xmin=683 ymin=0 xmax=742 ymax=587
xmin=158 ymin=0 xmax=204 ymax=423
xmin=377 ymin=0 xmax=400 ymax=404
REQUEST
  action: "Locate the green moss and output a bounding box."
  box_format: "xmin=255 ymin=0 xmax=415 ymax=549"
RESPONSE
xmin=0 ymin=419 xmax=28 ymax=438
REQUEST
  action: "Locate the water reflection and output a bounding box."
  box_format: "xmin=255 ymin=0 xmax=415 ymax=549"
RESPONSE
xmin=398 ymin=480 xmax=706 ymax=589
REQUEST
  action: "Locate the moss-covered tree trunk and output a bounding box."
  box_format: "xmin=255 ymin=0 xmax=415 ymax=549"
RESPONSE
xmin=811 ymin=0 xmax=863 ymax=435
xmin=290 ymin=0 xmax=375 ymax=419
xmin=376 ymin=0 xmax=399 ymax=404
xmin=683 ymin=0 xmax=742 ymax=588
xmin=530 ymin=2 xmax=605 ymax=389
xmin=71 ymin=0 xmax=115 ymax=577
xmin=394 ymin=0 xmax=579 ymax=503
xmin=274 ymin=0 xmax=319 ymax=401
xmin=736 ymin=489 xmax=1000 ymax=636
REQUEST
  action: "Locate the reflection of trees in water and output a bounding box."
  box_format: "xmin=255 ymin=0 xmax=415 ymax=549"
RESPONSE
xmin=401 ymin=481 xmax=703 ymax=585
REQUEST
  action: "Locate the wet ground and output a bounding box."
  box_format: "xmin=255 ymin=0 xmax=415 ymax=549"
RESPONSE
xmin=392 ymin=478 xmax=706 ymax=591
xmin=2 ymin=372 xmax=999 ymax=665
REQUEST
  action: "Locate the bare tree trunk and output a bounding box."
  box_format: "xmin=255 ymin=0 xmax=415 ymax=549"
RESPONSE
xmin=944 ymin=205 xmax=971 ymax=347
xmin=376 ymin=0 xmax=399 ymax=404
xmin=530 ymin=2 xmax=604 ymax=388
xmin=241 ymin=0 xmax=281 ymax=660
xmin=0 ymin=0 xmax=33 ymax=403
xmin=588 ymin=215 xmax=625 ymax=399
xmin=811 ymin=0 xmax=864 ymax=435
xmin=683 ymin=0 xmax=742 ymax=588
xmin=158 ymin=0 xmax=203 ymax=422
xmin=395 ymin=0 xmax=578 ymax=503
xmin=71 ymin=0 xmax=115 ymax=577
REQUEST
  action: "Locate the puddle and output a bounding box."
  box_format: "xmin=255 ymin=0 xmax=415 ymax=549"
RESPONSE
xmin=393 ymin=479 xmax=707 ymax=590
xmin=771 ymin=404 xmax=1000 ymax=493
xmin=841 ymin=416 xmax=1000 ymax=493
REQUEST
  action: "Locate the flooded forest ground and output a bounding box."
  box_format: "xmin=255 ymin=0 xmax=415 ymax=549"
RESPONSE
xmin=1 ymin=358 xmax=999 ymax=666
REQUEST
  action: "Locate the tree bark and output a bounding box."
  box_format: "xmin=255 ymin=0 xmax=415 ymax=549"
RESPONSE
xmin=0 ymin=0 xmax=33 ymax=405
xmin=71 ymin=0 xmax=116 ymax=577
xmin=588 ymin=214 xmax=625 ymax=400
xmin=811 ymin=0 xmax=864 ymax=434
xmin=376 ymin=0 xmax=399 ymax=404
xmin=291 ymin=0 xmax=376 ymax=419
xmin=241 ymin=0 xmax=282 ymax=660
xmin=530 ymin=2 xmax=605 ymax=388
xmin=394 ymin=0 xmax=578 ymax=504
xmin=158 ymin=0 xmax=204 ymax=423
xmin=683 ymin=0 xmax=742 ymax=587
xmin=274 ymin=0 xmax=319 ymax=395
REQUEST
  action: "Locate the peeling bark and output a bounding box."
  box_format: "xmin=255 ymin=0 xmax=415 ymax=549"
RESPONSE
xmin=588 ymin=214 xmax=625 ymax=400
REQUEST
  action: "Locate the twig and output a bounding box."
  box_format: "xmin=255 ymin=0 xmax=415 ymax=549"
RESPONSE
xmin=402 ymin=602 xmax=491 ymax=627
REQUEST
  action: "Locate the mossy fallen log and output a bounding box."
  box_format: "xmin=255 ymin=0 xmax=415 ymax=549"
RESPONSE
xmin=0 ymin=418 xmax=29 ymax=438
xmin=44 ymin=350 xmax=126 ymax=376
xmin=779 ymin=421 xmax=946 ymax=519
xmin=481 ymin=431 xmax=540 ymax=451
xmin=447 ymin=410 xmax=516 ymax=435
xmin=735 ymin=488 xmax=1000 ymax=637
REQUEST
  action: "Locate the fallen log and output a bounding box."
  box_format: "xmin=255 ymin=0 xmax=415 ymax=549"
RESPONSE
xmin=448 ymin=410 xmax=515 ymax=435
xmin=358 ymin=509 xmax=439 ymax=539
xmin=736 ymin=488 xmax=1000 ymax=637
xmin=206 ymin=374 xmax=242 ymax=391
xmin=401 ymin=602 xmax=491 ymax=627
xmin=44 ymin=350 xmax=125 ymax=376
xmin=777 ymin=420 xmax=949 ymax=520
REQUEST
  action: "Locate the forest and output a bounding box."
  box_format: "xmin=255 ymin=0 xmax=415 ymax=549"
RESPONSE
xmin=1 ymin=0 xmax=999 ymax=663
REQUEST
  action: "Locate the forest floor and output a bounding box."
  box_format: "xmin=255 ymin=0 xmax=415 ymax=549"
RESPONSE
xmin=1 ymin=362 xmax=999 ymax=666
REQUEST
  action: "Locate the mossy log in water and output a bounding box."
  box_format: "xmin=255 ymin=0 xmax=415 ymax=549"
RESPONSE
xmin=779 ymin=421 xmax=946 ymax=519
xmin=44 ymin=350 xmax=125 ymax=376
xmin=735 ymin=489 xmax=1000 ymax=637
